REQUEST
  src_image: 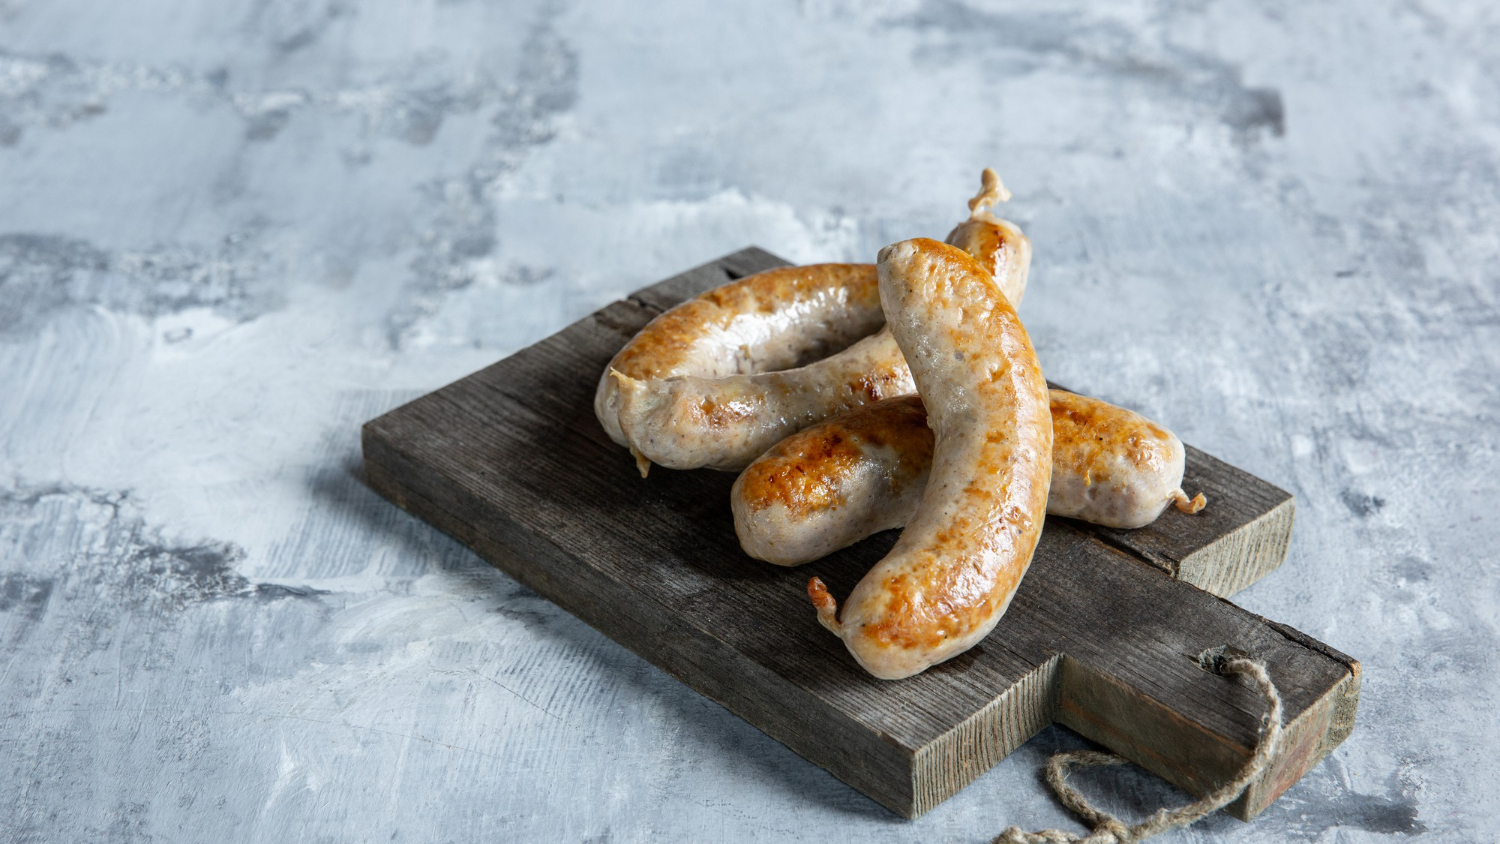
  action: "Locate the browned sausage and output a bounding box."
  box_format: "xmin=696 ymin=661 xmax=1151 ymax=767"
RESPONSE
xmin=808 ymin=238 xmax=1052 ymax=679
xmin=733 ymin=392 xmax=1207 ymax=565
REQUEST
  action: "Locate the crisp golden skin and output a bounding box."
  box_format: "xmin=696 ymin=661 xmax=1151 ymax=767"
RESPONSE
xmin=734 ymin=392 xmax=1207 ymax=565
xmin=731 ymin=395 xmax=934 ymax=565
xmin=1048 ymin=390 xmax=1205 ymax=525
xmin=811 ymin=238 xmax=1052 ymax=680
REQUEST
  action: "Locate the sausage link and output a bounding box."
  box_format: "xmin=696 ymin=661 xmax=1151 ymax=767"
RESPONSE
xmin=595 ymin=263 xmax=885 ymax=457
xmin=596 ymin=170 xmax=1032 ymax=476
xmin=732 ymin=395 xmax=933 ymax=565
xmin=733 ymin=392 xmax=1207 ymax=565
xmin=944 ymin=168 xmax=1031 ymax=307
xmin=1048 ymin=390 xmax=1206 ymax=526
xmin=610 ymin=329 xmax=914 ymax=472
xmin=809 ymin=238 xmax=1052 ymax=680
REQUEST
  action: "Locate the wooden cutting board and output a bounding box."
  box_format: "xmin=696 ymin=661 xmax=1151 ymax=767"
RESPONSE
xmin=362 ymin=248 xmax=1359 ymax=820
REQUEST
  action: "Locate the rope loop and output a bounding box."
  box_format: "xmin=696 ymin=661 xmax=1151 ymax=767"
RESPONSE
xmin=991 ymin=653 xmax=1283 ymax=844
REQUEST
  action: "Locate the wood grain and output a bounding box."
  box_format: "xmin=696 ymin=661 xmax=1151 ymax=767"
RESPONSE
xmin=362 ymin=248 xmax=1359 ymax=820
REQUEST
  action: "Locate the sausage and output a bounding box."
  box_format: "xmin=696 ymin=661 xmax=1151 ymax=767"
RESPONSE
xmin=732 ymin=395 xmax=933 ymax=565
xmin=594 ymin=263 xmax=905 ymax=474
xmin=944 ymin=168 xmax=1031 ymax=307
xmin=1047 ymin=390 xmax=1207 ymax=526
xmin=808 ymin=238 xmax=1052 ymax=680
xmin=595 ymin=170 xmax=1031 ymax=476
xmin=609 ymin=328 xmax=915 ymax=472
xmin=733 ymin=392 xmax=1207 ymax=565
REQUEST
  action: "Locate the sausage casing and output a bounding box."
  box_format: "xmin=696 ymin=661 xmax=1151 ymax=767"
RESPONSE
xmin=944 ymin=168 xmax=1031 ymax=307
xmin=595 ymin=170 xmax=1032 ymax=476
xmin=732 ymin=395 xmax=934 ymax=565
xmin=734 ymin=392 xmax=1206 ymax=565
xmin=809 ymin=238 xmax=1052 ymax=680
xmin=610 ymin=329 xmax=914 ymax=472
xmin=594 ymin=264 xmax=905 ymax=473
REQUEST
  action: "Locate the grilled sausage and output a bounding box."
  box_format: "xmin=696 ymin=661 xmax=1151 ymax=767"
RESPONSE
xmin=608 ymin=328 xmax=914 ymax=472
xmin=595 ymin=170 xmax=1031 ymax=476
xmin=733 ymin=395 xmax=932 ymax=565
xmin=808 ymin=238 xmax=1052 ymax=680
xmin=733 ymin=392 xmax=1207 ymax=565
xmin=944 ymin=168 xmax=1031 ymax=307
xmin=593 ymin=263 xmax=904 ymax=474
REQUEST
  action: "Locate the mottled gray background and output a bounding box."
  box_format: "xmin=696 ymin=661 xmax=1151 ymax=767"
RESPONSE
xmin=1 ymin=0 xmax=1495 ymax=841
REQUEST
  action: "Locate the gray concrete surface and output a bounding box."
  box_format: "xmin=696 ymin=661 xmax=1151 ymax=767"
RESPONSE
xmin=1 ymin=1 xmax=1495 ymax=840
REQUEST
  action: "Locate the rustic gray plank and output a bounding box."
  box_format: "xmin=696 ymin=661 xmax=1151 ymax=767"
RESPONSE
xmin=362 ymin=248 xmax=1358 ymax=819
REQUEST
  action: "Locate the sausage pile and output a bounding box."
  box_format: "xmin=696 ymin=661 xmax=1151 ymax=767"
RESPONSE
xmin=594 ymin=170 xmax=1205 ymax=680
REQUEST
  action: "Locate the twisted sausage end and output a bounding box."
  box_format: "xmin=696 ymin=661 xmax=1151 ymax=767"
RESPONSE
xmin=966 ymin=167 xmax=1012 ymax=219
xmin=808 ymin=577 xmax=842 ymax=635
xmin=1173 ymin=489 xmax=1208 ymax=514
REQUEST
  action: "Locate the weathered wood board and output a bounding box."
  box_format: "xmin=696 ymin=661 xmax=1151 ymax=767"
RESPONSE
xmin=362 ymin=248 xmax=1360 ymax=820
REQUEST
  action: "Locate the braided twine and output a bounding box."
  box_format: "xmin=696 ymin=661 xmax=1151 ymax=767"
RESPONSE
xmin=994 ymin=654 xmax=1284 ymax=844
